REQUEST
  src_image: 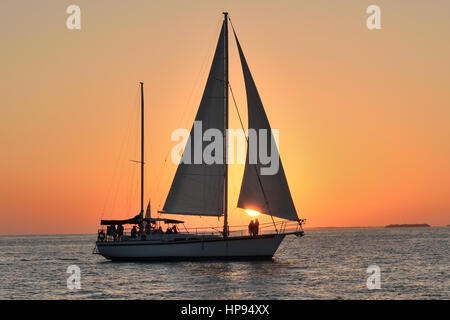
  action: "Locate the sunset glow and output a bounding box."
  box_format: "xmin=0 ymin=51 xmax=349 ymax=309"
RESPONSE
xmin=245 ymin=209 xmax=261 ymax=217
xmin=0 ymin=1 xmax=449 ymax=235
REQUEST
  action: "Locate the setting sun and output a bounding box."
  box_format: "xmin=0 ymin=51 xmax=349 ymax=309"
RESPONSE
xmin=245 ymin=209 xmax=261 ymax=217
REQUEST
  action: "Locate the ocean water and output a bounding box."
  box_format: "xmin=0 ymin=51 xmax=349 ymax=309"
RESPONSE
xmin=0 ymin=227 xmax=448 ymax=299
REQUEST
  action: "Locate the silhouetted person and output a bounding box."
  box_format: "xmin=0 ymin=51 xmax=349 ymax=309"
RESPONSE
xmin=254 ymin=219 xmax=259 ymax=236
xmin=106 ymin=225 xmax=114 ymax=240
xmin=145 ymin=222 xmax=151 ymax=234
xmin=112 ymin=225 xmax=118 ymax=241
xmin=131 ymin=225 xmax=137 ymax=238
xmin=172 ymin=225 xmax=178 ymax=234
xmin=248 ymin=220 xmax=254 ymax=236
xmin=158 ymin=226 xmax=163 ymax=234
xmin=166 ymin=227 xmax=172 ymax=234
xmin=117 ymin=224 xmax=124 ymax=240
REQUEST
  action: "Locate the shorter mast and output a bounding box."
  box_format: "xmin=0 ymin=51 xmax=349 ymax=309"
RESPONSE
xmin=140 ymin=82 xmax=144 ymax=218
xmin=222 ymin=12 xmax=229 ymax=238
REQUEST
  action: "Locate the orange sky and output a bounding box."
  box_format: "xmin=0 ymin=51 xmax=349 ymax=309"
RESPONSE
xmin=1 ymin=1 xmax=449 ymax=234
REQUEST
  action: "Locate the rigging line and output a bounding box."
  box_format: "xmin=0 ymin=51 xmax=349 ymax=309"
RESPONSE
xmin=129 ymin=164 xmax=139 ymax=216
xmin=125 ymin=112 xmax=141 ymax=217
xmin=145 ymin=90 xmax=151 ymax=205
xmin=110 ymin=89 xmax=140 ymax=218
xmin=100 ymin=85 xmax=140 ymax=219
xmin=125 ymin=160 xmax=137 ymax=216
xmin=229 ymin=83 xmax=247 ymax=140
xmin=228 ymin=82 xmax=247 ymax=222
xmin=128 ymin=103 xmax=141 ymax=212
xmin=155 ymin=155 xmax=170 ymax=211
xmin=228 ymin=16 xmax=237 ymax=38
xmin=231 ymin=81 xmax=278 ymax=232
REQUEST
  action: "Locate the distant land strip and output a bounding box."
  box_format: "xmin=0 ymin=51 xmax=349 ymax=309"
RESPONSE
xmin=384 ymin=224 xmax=430 ymax=228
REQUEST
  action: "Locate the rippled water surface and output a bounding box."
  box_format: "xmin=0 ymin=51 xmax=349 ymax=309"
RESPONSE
xmin=0 ymin=227 xmax=448 ymax=299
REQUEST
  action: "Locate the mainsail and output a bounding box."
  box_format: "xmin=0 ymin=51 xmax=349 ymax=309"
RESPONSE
xmin=233 ymin=29 xmax=299 ymax=221
xmin=161 ymin=20 xmax=227 ymax=216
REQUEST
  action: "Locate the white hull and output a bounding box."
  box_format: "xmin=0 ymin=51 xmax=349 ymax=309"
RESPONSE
xmin=96 ymin=234 xmax=288 ymax=261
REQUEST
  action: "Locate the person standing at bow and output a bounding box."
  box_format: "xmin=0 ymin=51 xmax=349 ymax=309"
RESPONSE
xmin=248 ymin=220 xmax=254 ymax=236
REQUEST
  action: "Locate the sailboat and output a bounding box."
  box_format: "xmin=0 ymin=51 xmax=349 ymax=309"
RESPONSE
xmin=94 ymin=13 xmax=305 ymax=261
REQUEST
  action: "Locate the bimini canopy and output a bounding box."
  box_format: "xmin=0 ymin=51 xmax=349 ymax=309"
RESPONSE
xmin=101 ymin=215 xmax=183 ymax=225
xmin=101 ymin=215 xmax=141 ymax=226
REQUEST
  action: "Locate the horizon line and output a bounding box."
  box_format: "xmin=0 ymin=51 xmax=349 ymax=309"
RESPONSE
xmin=0 ymin=224 xmax=448 ymax=237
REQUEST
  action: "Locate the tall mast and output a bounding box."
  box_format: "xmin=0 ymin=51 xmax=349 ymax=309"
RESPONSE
xmin=140 ymin=82 xmax=144 ymax=217
xmin=222 ymin=12 xmax=229 ymax=238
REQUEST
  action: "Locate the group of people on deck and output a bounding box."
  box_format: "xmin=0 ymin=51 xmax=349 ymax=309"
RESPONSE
xmin=130 ymin=224 xmax=178 ymax=238
xmin=106 ymin=224 xmax=124 ymax=241
xmin=106 ymin=223 xmax=179 ymax=240
xmin=106 ymin=220 xmax=259 ymax=240
xmin=248 ymin=219 xmax=260 ymax=237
